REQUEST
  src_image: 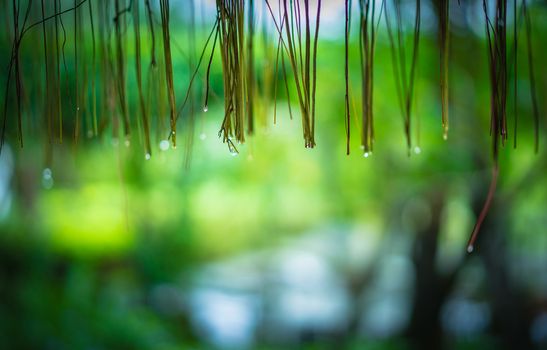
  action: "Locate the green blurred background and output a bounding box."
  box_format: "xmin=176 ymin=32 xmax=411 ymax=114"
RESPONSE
xmin=0 ymin=0 xmax=546 ymax=349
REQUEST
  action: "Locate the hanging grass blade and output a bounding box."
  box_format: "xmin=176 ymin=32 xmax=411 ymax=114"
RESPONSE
xmin=204 ymin=23 xmax=220 ymax=114
xmin=13 ymin=0 xmax=24 ymax=147
xmin=384 ymin=0 xmax=420 ymax=155
xmin=42 ymin=0 xmax=52 ymax=144
xmin=145 ymin=0 xmax=156 ymax=67
xmin=269 ymin=0 xmax=321 ymax=148
xmin=216 ymin=0 xmax=247 ymax=147
xmin=466 ymin=165 xmax=499 ymax=253
xmin=133 ymin=0 xmax=152 ymax=158
xmin=311 ymin=0 xmax=321 ymax=145
xmin=176 ymin=18 xmax=220 ymax=122
xmin=113 ymin=0 xmax=130 ymax=143
xmin=88 ymin=0 xmax=97 ymax=137
xmin=54 ymin=0 xmax=63 ymax=143
xmin=345 ymin=0 xmax=351 ymax=155
xmin=159 ymin=0 xmax=177 ymax=148
xmin=1 ymin=0 xmax=33 ymax=151
xmin=74 ymin=0 xmax=81 ymax=143
xmin=523 ymin=0 xmax=539 ymax=153
xmin=467 ymin=0 xmax=508 ymax=253
xmin=439 ymin=0 xmax=450 ymax=140
xmin=247 ymin=0 xmax=255 ymax=135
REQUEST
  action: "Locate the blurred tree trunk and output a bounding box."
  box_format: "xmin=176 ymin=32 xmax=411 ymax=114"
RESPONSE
xmin=404 ymin=190 xmax=459 ymax=350
xmin=475 ymin=200 xmax=534 ymax=349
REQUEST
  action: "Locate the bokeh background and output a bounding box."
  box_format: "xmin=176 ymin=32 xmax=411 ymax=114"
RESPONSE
xmin=0 ymin=0 xmax=546 ymax=349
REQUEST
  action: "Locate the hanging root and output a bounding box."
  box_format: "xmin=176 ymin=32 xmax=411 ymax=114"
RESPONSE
xmin=264 ymin=0 xmax=321 ymax=148
xmin=468 ymin=0 xmax=507 ymax=253
xmin=384 ymin=0 xmax=421 ymax=155
xmin=344 ymin=0 xmax=350 ymax=155
xmin=439 ymin=0 xmax=449 ymax=139
xmin=216 ymin=0 xmax=247 ymax=147
xmin=159 ymin=0 xmax=177 ymax=148
xmin=359 ymin=0 xmax=383 ymax=155
xmin=133 ymin=0 xmax=152 ymax=158
xmin=523 ymin=0 xmax=539 ymax=153
xmin=467 ymin=165 xmax=499 ymax=253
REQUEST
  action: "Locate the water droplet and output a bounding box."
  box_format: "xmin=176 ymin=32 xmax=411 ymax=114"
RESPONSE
xmin=364 ymin=152 xmax=370 ymax=158
xmin=159 ymin=140 xmax=170 ymax=151
xmin=414 ymin=146 xmax=421 ymax=154
xmin=230 ymin=151 xmax=238 ymax=157
xmin=360 ymin=145 xmax=365 ymax=150
xmin=199 ymin=133 xmax=207 ymax=141
xmin=87 ymin=130 xmax=94 ymax=138
xmin=42 ymin=168 xmax=54 ymax=189
xmin=124 ymin=139 xmax=131 ymax=147
xmin=467 ymin=245 xmax=474 ymax=253
xmin=443 ymin=132 xmax=448 ymax=141
xmin=145 ymin=153 xmax=151 ymax=160
xmin=76 ymin=107 xmax=80 ymax=111
xmin=171 ymin=130 xmax=176 ymax=135
xmin=42 ymin=168 xmax=52 ymax=179
xmin=203 ymin=105 xmax=209 ymax=112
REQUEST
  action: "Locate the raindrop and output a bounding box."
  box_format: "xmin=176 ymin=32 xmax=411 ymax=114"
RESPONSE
xmin=145 ymin=153 xmax=151 ymax=160
xmin=203 ymin=105 xmax=209 ymax=112
xmin=467 ymin=245 xmax=474 ymax=254
xmin=443 ymin=132 xmax=448 ymax=141
xmin=414 ymin=146 xmax=422 ymax=154
xmin=363 ymin=152 xmax=370 ymax=158
xmin=230 ymin=151 xmax=238 ymax=157
xmin=159 ymin=140 xmax=170 ymax=151
xmin=124 ymin=139 xmax=131 ymax=147
xmin=43 ymin=168 xmax=52 ymax=179
xmin=199 ymin=133 xmax=207 ymax=141
xmin=42 ymin=168 xmax=54 ymax=189
xmin=360 ymin=145 xmax=365 ymax=150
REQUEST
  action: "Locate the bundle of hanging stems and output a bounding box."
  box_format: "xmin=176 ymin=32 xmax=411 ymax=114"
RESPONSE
xmin=265 ymin=0 xmax=321 ymax=149
xmin=0 ymin=0 xmax=542 ymax=252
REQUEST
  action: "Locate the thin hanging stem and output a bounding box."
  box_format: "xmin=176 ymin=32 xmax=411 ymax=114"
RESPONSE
xmin=523 ymin=0 xmax=539 ymax=153
xmin=159 ymin=0 xmax=178 ymax=148
xmin=88 ymin=0 xmax=97 ymax=136
xmin=439 ymin=0 xmax=450 ymax=139
xmin=344 ymin=0 xmax=350 ymax=154
xmin=133 ymin=0 xmax=151 ymax=157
